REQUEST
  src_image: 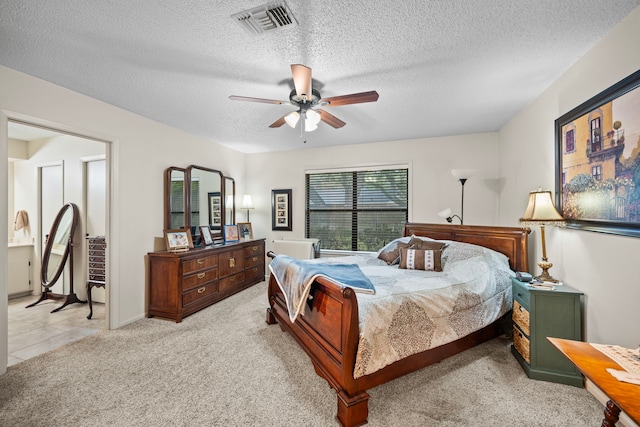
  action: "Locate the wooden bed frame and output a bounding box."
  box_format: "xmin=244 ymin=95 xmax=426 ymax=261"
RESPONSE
xmin=266 ymin=223 xmax=530 ymax=426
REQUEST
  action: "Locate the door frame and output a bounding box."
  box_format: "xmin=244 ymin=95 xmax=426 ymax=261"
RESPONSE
xmin=1 ymin=110 xmax=115 ymax=374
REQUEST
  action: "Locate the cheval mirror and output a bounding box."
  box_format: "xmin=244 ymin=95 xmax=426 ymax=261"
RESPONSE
xmin=27 ymin=202 xmax=86 ymax=312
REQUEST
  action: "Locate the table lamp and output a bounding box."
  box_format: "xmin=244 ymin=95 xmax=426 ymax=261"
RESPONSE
xmin=519 ymin=188 xmax=566 ymax=283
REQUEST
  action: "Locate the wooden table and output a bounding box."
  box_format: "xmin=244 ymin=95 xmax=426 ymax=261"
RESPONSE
xmin=548 ymin=338 xmax=640 ymax=427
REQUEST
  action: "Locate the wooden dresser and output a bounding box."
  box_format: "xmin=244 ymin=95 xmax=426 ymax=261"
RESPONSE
xmin=147 ymin=238 xmax=265 ymax=322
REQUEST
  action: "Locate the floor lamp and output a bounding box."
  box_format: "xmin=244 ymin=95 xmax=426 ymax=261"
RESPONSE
xmin=519 ymin=188 xmax=566 ymax=282
xmin=450 ymin=169 xmax=476 ymax=225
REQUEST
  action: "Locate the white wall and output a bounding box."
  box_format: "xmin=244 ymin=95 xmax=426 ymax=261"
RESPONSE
xmin=245 ymin=133 xmax=501 ymax=254
xmin=0 ymin=65 xmax=246 ymax=374
xmin=499 ymin=6 xmax=640 ymax=348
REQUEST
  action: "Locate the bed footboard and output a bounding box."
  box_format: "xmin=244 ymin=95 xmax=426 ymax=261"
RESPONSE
xmin=266 ymin=274 xmax=368 ymax=427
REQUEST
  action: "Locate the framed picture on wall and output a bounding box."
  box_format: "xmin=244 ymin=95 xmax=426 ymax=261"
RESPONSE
xmin=555 ymin=68 xmax=640 ymax=238
xmin=208 ymin=192 xmax=222 ymax=231
xmin=271 ymin=189 xmax=292 ymax=231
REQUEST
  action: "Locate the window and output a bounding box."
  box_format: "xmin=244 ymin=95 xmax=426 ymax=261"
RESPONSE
xmin=306 ymin=168 xmax=408 ymax=251
xmin=592 ymin=165 xmax=602 ymax=181
xmin=591 ymin=117 xmax=602 ymax=153
xmin=565 ymin=128 xmax=575 ymax=153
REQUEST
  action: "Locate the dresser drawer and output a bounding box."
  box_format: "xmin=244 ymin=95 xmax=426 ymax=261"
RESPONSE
xmin=513 ymin=325 xmax=531 ymax=364
xmin=182 ymin=268 xmax=218 ymax=291
xmin=182 ymin=281 xmax=219 ymax=307
xmin=245 ymin=264 xmax=264 ymax=283
xmin=89 ymin=274 xmax=106 ymax=282
xmin=245 ymin=253 xmax=263 ymax=268
xmin=244 ymin=241 xmax=265 ymax=258
xmin=219 ymin=249 xmax=245 ymax=277
xmin=182 ymin=255 xmax=218 ymax=274
xmin=219 ymin=272 xmax=245 ymax=294
xmin=512 ymin=300 xmax=530 ymax=336
xmin=89 ymin=249 xmax=105 ymax=257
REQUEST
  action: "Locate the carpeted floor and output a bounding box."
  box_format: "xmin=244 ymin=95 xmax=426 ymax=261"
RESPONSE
xmin=0 ymin=281 xmax=604 ymax=426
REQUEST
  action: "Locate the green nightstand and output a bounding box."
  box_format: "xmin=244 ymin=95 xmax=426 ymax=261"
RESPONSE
xmin=511 ymin=277 xmax=584 ymax=386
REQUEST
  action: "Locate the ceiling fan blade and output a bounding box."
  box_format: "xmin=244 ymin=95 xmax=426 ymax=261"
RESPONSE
xmin=269 ymin=115 xmax=287 ymax=128
xmin=322 ymin=90 xmax=379 ymax=107
xmin=290 ymin=64 xmax=312 ymax=101
xmin=229 ymin=95 xmax=287 ymax=105
xmin=318 ymin=109 xmax=346 ymax=129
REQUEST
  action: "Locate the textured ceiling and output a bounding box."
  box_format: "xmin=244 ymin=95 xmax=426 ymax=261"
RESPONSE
xmin=1 ymin=1 xmax=639 ymax=153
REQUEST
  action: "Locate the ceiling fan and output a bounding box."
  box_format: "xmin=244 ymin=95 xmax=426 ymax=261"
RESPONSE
xmin=229 ymin=64 xmax=379 ymax=133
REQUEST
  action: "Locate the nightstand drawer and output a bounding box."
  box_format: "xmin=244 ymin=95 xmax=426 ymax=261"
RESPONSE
xmin=512 ymin=300 xmax=530 ymax=336
xmin=512 ymin=283 xmax=530 ymax=306
xmin=513 ymin=326 xmax=531 ymax=364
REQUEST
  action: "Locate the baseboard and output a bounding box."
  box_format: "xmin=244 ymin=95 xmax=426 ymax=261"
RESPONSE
xmin=585 ymin=379 xmax=638 ymax=427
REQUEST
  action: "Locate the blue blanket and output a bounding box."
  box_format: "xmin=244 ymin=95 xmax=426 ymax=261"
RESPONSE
xmin=269 ymin=255 xmax=375 ymax=322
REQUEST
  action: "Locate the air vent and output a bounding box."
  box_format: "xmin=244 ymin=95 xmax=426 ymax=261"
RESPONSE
xmin=232 ymin=1 xmax=298 ymax=35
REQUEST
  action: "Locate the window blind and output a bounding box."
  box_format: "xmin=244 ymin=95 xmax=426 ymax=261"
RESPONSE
xmin=306 ymin=168 xmax=408 ymax=251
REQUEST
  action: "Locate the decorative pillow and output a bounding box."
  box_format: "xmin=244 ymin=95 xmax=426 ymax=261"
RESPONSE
xmin=378 ymin=241 xmax=412 ymax=265
xmin=376 ymin=237 xmax=411 ymax=264
xmin=408 ymin=237 xmax=447 ymax=252
xmin=399 ymin=247 xmax=443 ymax=271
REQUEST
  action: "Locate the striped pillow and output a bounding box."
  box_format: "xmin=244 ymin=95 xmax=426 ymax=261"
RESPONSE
xmin=399 ymin=247 xmax=443 ymax=271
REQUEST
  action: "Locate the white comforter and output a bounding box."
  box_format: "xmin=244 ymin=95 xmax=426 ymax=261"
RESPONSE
xmin=303 ymin=241 xmax=514 ymax=378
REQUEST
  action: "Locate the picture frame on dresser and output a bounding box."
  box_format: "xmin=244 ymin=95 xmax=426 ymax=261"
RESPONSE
xmin=271 ymin=188 xmax=292 ymax=231
xmin=223 ymin=224 xmax=240 ymax=243
xmin=164 ymin=229 xmax=193 ymax=252
xmin=238 ymin=222 xmax=253 ymax=240
xmin=200 ymin=226 xmax=213 ymax=246
xmin=555 ymin=68 xmax=640 ymax=238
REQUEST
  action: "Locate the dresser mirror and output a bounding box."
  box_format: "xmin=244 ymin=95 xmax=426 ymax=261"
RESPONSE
xmin=164 ymin=167 xmax=187 ymax=230
xmin=164 ymin=166 xmax=237 ymax=245
xmin=224 ymin=176 xmax=236 ymax=225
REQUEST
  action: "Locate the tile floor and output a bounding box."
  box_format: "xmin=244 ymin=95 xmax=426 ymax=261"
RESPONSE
xmin=7 ymin=294 xmax=105 ymax=367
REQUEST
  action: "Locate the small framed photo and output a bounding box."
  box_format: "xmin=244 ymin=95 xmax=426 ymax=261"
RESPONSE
xmin=272 ymin=189 xmax=292 ymax=231
xmin=164 ymin=229 xmax=193 ymax=252
xmin=223 ymin=224 xmax=240 ymax=243
xmin=238 ymin=222 xmax=253 ymax=240
xmin=200 ymin=226 xmax=213 ymax=245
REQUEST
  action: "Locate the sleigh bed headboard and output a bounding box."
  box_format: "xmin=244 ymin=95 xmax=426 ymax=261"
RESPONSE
xmin=403 ymin=222 xmax=530 ymax=272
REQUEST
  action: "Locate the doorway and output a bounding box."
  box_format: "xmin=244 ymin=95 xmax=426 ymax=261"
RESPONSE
xmin=6 ymin=120 xmax=110 ymax=366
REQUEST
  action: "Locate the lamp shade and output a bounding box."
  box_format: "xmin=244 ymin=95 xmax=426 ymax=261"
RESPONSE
xmin=451 ymin=169 xmax=476 ymax=180
xmin=520 ymin=189 xmax=565 ymax=226
xmin=438 ymin=208 xmax=452 ymax=218
xmin=284 ymin=111 xmax=300 ymax=128
xmin=241 ymin=195 xmax=254 ymax=210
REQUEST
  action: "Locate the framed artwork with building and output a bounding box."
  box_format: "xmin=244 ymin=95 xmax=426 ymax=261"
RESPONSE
xmin=555 ymin=68 xmax=640 ymax=238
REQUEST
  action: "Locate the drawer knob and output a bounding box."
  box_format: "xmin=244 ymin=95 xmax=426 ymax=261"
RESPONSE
xmin=229 ymin=257 xmax=235 ymax=268
xmin=252 ymin=256 xmax=258 ymax=262
xmin=252 ymin=246 xmax=258 ymax=251
xmin=197 ymin=287 xmax=206 ymax=293
xmin=197 ymin=259 xmax=205 ymax=264
xmin=197 ymin=273 xmax=206 ymax=279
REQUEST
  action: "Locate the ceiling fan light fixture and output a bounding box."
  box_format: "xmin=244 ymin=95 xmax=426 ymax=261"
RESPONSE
xmin=304 ymin=120 xmax=318 ymax=132
xmin=306 ymin=109 xmax=321 ymax=126
xmin=284 ymin=111 xmax=300 ymax=128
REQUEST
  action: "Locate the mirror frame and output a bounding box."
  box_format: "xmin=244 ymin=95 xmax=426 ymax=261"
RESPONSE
xmin=41 ymin=202 xmax=79 ymax=288
xmin=224 ymin=176 xmax=236 ymax=225
xmin=164 ymin=166 xmax=187 ymax=231
xmin=164 ymin=166 xmax=237 ymax=244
